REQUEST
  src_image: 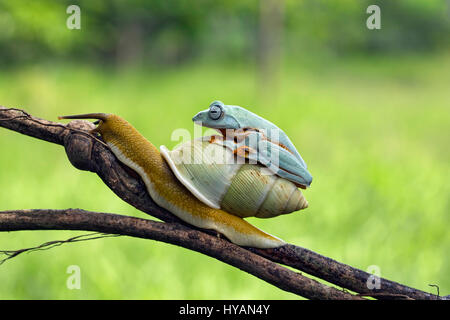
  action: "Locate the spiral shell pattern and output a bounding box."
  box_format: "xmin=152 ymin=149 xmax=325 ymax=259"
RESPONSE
xmin=161 ymin=137 xmax=308 ymax=219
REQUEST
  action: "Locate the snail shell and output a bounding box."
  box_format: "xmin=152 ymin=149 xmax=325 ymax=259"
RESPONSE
xmin=160 ymin=136 xmax=308 ymax=219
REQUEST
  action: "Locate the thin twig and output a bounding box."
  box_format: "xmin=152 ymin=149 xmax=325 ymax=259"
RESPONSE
xmin=0 ymin=232 xmax=120 ymax=265
xmin=0 ymin=107 xmax=109 ymax=148
xmin=429 ymin=284 xmax=440 ymax=297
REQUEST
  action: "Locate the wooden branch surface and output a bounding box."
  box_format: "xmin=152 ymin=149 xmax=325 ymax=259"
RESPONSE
xmin=0 ymin=106 xmax=444 ymax=300
xmin=0 ymin=209 xmax=359 ymax=300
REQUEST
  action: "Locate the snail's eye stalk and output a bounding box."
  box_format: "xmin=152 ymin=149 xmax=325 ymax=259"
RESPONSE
xmin=209 ymin=104 xmax=223 ymax=120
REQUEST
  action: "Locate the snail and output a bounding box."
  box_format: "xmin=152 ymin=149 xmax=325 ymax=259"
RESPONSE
xmin=58 ymin=104 xmax=312 ymax=248
xmin=160 ymin=135 xmax=309 ymax=219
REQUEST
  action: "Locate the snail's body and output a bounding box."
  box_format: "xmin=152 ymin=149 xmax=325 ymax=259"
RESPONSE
xmin=59 ymin=113 xmax=284 ymax=248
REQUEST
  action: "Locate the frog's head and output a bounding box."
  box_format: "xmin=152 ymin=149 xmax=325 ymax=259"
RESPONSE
xmin=192 ymin=101 xmax=240 ymax=130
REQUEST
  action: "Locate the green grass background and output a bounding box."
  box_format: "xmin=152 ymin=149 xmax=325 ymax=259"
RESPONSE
xmin=0 ymin=54 xmax=449 ymax=299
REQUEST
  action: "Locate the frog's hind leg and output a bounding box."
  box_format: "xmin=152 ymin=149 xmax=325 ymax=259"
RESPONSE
xmin=256 ymin=140 xmax=313 ymax=188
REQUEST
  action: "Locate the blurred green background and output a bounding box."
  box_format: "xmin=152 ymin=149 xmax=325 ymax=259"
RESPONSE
xmin=0 ymin=0 xmax=449 ymax=299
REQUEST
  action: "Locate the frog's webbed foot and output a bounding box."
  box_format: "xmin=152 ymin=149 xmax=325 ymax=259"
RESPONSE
xmin=233 ymin=145 xmax=254 ymax=158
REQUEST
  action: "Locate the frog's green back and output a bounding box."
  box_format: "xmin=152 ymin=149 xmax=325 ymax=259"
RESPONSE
xmin=226 ymin=105 xmax=308 ymax=169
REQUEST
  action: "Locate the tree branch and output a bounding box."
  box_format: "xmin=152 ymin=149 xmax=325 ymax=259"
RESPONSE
xmin=0 ymin=231 xmax=120 ymax=266
xmin=0 ymin=106 xmax=445 ymax=300
xmin=0 ymin=209 xmax=358 ymax=300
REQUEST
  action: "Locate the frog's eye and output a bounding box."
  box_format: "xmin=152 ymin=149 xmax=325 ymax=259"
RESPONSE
xmin=209 ymin=104 xmax=223 ymax=120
